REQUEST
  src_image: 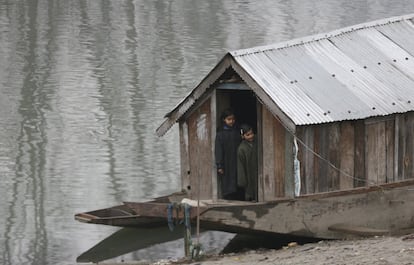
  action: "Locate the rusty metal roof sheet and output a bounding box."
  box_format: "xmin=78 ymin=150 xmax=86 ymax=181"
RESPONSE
xmin=157 ymin=14 xmax=414 ymax=136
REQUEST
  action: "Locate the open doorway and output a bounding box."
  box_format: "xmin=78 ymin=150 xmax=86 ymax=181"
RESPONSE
xmin=215 ymin=85 xmax=259 ymax=201
xmin=216 ymin=88 xmax=257 ymax=131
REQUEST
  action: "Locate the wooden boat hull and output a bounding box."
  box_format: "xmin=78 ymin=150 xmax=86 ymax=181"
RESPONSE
xmin=75 ymin=180 xmax=414 ymax=239
xmin=200 ymin=180 xmax=414 ymax=239
xmin=74 ymin=192 xmax=188 ymax=228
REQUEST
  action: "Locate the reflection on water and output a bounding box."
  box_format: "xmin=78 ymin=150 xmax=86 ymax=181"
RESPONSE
xmin=0 ymin=0 xmax=414 ymax=264
xmin=77 ymin=227 xmax=234 ymax=263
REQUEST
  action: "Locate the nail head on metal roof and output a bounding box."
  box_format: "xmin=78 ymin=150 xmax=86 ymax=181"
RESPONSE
xmin=372 ymin=107 xmax=376 ymax=110
xmin=406 ymin=57 xmax=409 ymax=60
xmin=348 ymin=110 xmax=351 ymax=113
xmin=378 ymin=62 xmax=381 ymax=65
xmin=350 ymin=69 xmax=354 ymax=72
xmin=393 ymin=59 xmax=397 ymax=62
xmin=332 ymin=74 xmax=336 ymax=77
xmin=408 ymin=100 xmax=411 ymax=104
xmin=307 ymin=113 xmax=310 ymax=116
xmin=363 ymin=66 xmax=367 ymax=69
xmin=392 ymin=102 xmax=396 ymax=105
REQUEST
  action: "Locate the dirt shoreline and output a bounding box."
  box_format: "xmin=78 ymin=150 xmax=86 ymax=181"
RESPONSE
xmin=97 ymin=234 xmax=414 ymax=265
xmin=147 ymin=234 xmax=414 ymax=265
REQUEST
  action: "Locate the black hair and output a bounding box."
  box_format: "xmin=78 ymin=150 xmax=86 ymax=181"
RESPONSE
xmin=240 ymin=123 xmax=253 ymax=135
xmin=220 ymin=108 xmax=235 ymax=121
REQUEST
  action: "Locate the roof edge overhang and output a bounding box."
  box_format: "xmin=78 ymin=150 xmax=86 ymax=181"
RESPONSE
xmin=156 ymin=53 xmax=233 ymax=136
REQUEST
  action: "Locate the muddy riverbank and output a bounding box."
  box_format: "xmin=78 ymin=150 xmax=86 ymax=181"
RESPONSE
xmin=146 ymin=234 xmax=414 ymax=265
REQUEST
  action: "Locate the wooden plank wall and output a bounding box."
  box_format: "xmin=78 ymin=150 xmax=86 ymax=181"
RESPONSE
xmin=396 ymin=112 xmax=414 ymax=180
xmin=295 ymin=114 xmax=414 ymax=195
xmin=187 ymin=98 xmax=213 ymax=200
xmin=181 ymin=104 xmax=414 ymax=199
xmin=262 ymin=107 xmax=285 ymax=200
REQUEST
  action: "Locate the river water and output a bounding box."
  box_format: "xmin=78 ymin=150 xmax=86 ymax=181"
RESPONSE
xmin=1 ymin=1 xmax=413 ymax=264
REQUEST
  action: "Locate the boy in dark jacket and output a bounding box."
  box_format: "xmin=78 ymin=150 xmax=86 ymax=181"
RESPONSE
xmin=215 ymin=109 xmax=241 ymax=200
xmin=237 ymin=124 xmax=258 ymax=202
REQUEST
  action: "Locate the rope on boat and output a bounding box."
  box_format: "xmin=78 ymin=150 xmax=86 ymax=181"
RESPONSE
xmin=166 ymin=202 xmax=203 ymax=259
xmin=183 ymin=203 xmax=202 ymax=259
xmin=167 ymin=203 xmax=175 ymax=231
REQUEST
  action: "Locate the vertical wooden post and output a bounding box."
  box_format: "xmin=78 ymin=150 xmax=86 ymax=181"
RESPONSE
xmin=183 ymin=204 xmax=192 ymax=258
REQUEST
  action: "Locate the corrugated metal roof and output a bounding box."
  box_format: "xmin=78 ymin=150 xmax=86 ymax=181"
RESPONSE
xmin=231 ymin=14 xmax=414 ymax=126
xmin=157 ymin=14 xmax=414 ymax=136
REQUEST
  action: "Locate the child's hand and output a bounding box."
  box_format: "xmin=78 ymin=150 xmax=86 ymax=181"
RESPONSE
xmin=217 ymin=168 xmax=224 ymax=175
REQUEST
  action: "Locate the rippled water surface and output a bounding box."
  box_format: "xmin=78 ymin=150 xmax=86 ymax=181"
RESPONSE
xmin=1 ymin=1 xmax=414 ymax=264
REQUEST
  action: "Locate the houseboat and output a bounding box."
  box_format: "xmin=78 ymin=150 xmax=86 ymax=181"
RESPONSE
xmin=76 ymin=13 xmax=414 ymax=241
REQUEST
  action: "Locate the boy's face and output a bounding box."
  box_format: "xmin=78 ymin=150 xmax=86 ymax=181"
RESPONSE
xmin=223 ymin=115 xmax=235 ymax=127
xmin=243 ymin=129 xmax=255 ymax=142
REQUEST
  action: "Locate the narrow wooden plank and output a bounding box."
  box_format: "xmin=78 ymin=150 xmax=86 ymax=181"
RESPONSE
xmin=339 ymin=121 xmax=355 ymax=190
xmin=328 ymin=124 xmax=340 ymax=191
xmin=301 ymin=126 xmax=315 ymax=194
xmin=274 ymin=116 xmax=286 ymax=197
xmin=365 ymin=121 xmax=387 ymax=185
xmin=210 ymin=92 xmax=218 ymax=200
xmin=385 ymin=119 xmax=395 ymax=183
xmin=262 ymin=106 xmax=276 ymax=201
xmin=256 ymin=103 xmax=263 ymax=202
xmin=317 ymin=125 xmax=329 ymax=192
xmin=404 ymin=112 xmax=414 ymax=180
xmin=313 ymin=126 xmax=321 ymax=192
xmin=394 ymin=114 xmax=400 ymax=181
xmin=397 ymin=114 xmax=406 ymax=180
xmin=378 ymin=122 xmax=387 ymax=184
xmin=188 ymin=98 xmax=212 ymax=199
xmin=365 ymin=123 xmax=377 ymax=184
xmin=354 ymin=120 xmax=366 ymax=187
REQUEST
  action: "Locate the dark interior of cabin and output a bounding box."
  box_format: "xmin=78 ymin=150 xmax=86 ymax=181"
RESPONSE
xmin=216 ymin=69 xmax=258 ymax=133
xmin=215 ymin=69 xmax=259 ymax=200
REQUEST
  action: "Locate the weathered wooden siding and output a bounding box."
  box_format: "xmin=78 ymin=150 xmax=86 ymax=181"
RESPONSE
xmin=300 ymin=127 xmax=315 ymax=194
xmin=297 ymin=113 xmax=414 ymax=195
xmin=339 ymin=122 xmax=354 ymax=189
xmin=354 ymin=120 xmax=366 ymax=187
xmin=297 ymin=120 xmax=368 ymax=194
xmin=180 ymin=98 xmax=414 ymax=200
xmin=365 ymin=119 xmax=387 ymax=185
xmin=262 ymin=107 xmax=286 ymax=200
xmin=396 ymin=112 xmax=414 ymax=180
xmin=187 ymin=98 xmax=213 ymax=200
